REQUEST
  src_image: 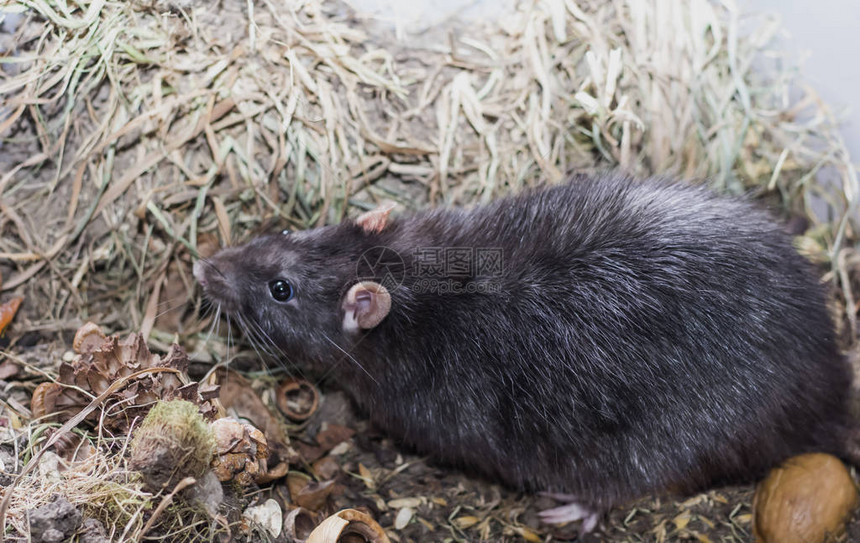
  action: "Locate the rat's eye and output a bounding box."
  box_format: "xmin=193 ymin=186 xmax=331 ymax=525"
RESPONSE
xmin=268 ymin=279 xmax=294 ymax=302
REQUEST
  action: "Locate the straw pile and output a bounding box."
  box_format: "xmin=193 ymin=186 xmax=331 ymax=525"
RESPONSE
xmin=0 ymin=0 xmax=858 ymax=540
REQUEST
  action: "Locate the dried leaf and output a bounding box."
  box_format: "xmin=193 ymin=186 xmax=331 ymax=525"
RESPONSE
xmin=0 ymin=361 xmax=20 ymax=380
xmin=358 ymin=463 xmax=375 ymax=490
xmin=515 ymin=526 xmax=542 ymax=542
xmin=0 ymin=297 xmax=23 ymax=336
xmin=453 ymin=516 xmax=480 ymax=529
xmin=673 ymin=510 xmax=691 ymax=531
xmin=215 ymin=369 xmax=294 ymax=467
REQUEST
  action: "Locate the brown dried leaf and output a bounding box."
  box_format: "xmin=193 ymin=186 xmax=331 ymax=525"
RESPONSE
xmin=0 ymin=360 xmax=20 ymax=380
xmin=295 ymin=479 xmax=337 ymax=511
xmin=312 ymin=456 xmax=340 ymax=480
xmin=297 ymin=424 xmax=356 ymax=464
xmin=0 ymin=297 xmax=23 ymax=336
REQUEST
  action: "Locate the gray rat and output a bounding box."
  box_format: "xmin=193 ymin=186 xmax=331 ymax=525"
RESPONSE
xmin=193 ymin=174 xmax=853 ymax=533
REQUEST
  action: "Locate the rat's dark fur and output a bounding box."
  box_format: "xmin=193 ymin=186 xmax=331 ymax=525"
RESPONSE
xmin=196 ymin=174 xmax=853 ymax=512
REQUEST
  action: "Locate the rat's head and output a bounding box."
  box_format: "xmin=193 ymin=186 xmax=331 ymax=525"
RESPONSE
xmin=192 ymin=204 xmax=396 ymax=361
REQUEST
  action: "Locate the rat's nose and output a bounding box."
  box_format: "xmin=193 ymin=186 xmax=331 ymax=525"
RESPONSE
xmin=192 ymin=260 xmax=207 ymax=286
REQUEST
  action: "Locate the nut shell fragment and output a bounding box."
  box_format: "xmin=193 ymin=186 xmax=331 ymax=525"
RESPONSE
xmin=276 ymin=377 xmax=320 ymax=421
xmin=30 ymin=382 xmax=85 ymax=421
xmin=307 ymin=509 xmax=390 ymax=543
xmin=72 ymin=322 xmax=107 ymax=353
xmin=242 ymin=498 xmax=282 ymax=538
xmin=754 ymin=453 xmax=858 ymax=543
xmin=284 ymin=507 xmax=317 ymax=542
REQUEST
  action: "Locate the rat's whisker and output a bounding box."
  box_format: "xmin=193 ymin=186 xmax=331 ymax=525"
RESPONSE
xmin=198 ymin=258 xmax=227 ymax=279
xmin=236 ymin=314 xmax=274 ymax=362
xmin=214 ymin=305 xmax=222 ymax=345
xmin=250 ymin=318 xmax=286 ymax=359
xmin=226 ymin=314 xmax=234 ymax=359
xmin=321 ymin=333 xmax=378 ymax=387
xmin=203 ymin=304 xmax=220 ymax=344
xmin=249 ymin=314 xmax=304 ymax=372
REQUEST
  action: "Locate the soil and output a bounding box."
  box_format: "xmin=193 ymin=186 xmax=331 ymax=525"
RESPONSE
xmin=259 ymin=376 xmax=854 ymax=542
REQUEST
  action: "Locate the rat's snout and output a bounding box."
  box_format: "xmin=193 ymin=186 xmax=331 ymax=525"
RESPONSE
xmin=192 ymin=260 xmax=208 ymax=287
xmin=193 ymin=256 xmax=242 ymax=311
xmin=193 ymin=259 xmax=227 ymax=289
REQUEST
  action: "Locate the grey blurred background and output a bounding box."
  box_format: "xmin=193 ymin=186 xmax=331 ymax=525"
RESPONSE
xmin=749 ymin=0 xmax=858 ymax=165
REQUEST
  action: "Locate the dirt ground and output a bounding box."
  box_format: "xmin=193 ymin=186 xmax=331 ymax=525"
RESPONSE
xmin=5 ymin=333 xmax=860 ymax=542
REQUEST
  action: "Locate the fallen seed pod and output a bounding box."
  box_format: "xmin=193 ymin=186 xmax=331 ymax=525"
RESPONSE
xmin=307 ymin=509 xmax=390 ymax=543
xmin=34 ymin=323 xmax=221 ymax=432
xmin=210 ymin=417 xmax=269 ymax=486
xmin=276 ymin=377 xmax=320 ymax=421
xmin=753 ymin=453 xmax=858 ymax=543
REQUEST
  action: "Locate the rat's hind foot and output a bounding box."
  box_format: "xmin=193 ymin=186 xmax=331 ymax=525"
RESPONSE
xmin=537 ymin=495 xmax=600 ymax=534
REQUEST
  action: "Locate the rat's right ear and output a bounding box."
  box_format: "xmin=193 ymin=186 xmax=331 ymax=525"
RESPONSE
xmin=342 ymin=281 xmax=391 ymax=333
xmin=355 ymin=202 xmax=396 ymax=234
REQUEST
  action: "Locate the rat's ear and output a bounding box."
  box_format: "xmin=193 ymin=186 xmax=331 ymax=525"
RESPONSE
xmin=355 ymin=202 xmax=396 ymax=234
xmin=342 ymin=281 xmax=391 ymax=333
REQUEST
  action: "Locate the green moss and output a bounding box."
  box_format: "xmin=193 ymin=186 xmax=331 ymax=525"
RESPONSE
xmin=129 ymin=400 xmax=215 ymax=491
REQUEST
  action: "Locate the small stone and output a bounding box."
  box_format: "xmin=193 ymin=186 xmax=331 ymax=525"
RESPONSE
xmin=79 ymin=518 xmax=109 ymax=543
xmin=29 ymin=496 xmax=81 ymax=543
xmin=184 ymin=470 xmax=224 ymax=518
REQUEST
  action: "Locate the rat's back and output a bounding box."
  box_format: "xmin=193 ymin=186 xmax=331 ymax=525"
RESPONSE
xmin=351 ymin=174 xmax=852 ymax=510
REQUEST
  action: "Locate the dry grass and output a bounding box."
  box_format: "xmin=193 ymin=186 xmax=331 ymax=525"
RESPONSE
xmin=0 ymin=425 xmax=228 ymax=542
xmin=0 ymin=0 xmax=858 ymax=540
